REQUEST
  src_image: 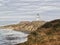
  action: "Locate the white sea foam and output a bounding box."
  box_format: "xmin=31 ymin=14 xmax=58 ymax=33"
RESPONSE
xmin=0 ymin=29 xmax=29 ymax=45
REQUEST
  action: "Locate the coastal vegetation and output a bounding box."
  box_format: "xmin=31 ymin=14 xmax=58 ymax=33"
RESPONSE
xmin=0 ymin=19 xmax=60 ymax=45
xmin=0 ymin=21 xmax=45 ymax=32
xmin=17 ymin=19 xmax=60 ymax=45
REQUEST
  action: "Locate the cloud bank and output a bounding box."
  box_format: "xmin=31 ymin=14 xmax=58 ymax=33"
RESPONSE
xmin=0 ymin=0 xmax=60 ymax=21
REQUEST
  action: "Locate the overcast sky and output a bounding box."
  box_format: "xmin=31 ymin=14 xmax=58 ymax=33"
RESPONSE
xmin=0 ymin=0 xmax=60 ymax=21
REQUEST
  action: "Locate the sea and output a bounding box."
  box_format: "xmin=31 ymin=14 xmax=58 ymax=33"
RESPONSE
xmin=0 ymin=21 xmax=19 ymax=26
xmin=0 ymin=21 xmax=29 ymax=45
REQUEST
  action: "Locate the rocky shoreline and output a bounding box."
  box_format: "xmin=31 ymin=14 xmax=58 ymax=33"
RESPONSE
xmin=0 ymin=19 xmax=60 ymax=45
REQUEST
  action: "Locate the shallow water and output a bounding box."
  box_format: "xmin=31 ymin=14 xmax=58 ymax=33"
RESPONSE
xmin=0 ymin=29 xmax=29 ymax=45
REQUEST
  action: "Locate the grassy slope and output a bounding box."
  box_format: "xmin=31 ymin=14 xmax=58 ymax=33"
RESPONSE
xmin=17 ymin=19 xmax=60 ymax=45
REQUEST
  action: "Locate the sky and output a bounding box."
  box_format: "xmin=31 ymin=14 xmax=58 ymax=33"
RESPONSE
xmin=0 ymin=0 xmax=60 ymax=21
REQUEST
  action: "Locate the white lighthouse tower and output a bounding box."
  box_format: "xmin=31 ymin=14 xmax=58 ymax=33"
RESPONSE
xmin=36 ymin=13 xmax=41 ymax=21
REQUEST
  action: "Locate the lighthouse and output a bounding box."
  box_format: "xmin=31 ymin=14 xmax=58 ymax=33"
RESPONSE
xmin=36 ymin=13 xmax=41 ymax=21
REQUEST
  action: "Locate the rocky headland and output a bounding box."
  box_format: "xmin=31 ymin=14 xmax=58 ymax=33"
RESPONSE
xmin=17 ymin=19 xmax=60 ymax=45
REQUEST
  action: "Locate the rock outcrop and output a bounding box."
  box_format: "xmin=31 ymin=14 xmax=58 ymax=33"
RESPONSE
xmin=0 ymin=21 xmax=45 ymax=32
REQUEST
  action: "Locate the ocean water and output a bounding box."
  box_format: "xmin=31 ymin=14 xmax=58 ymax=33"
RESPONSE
xmin=0 ymin=21 xmax=29 ymax=45
xmin=0 ymin=21 xmax=19 ymax=26
xmin=0 ymin=29 xmax=29 ymax=45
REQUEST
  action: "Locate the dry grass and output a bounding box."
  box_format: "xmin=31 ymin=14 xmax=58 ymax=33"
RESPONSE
xmin=17 ymin=19 xmax=60 ymax=45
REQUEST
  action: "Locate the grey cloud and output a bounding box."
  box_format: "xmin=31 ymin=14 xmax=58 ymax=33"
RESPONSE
xmin=0 ymin=0 xmax=60 ymax=21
